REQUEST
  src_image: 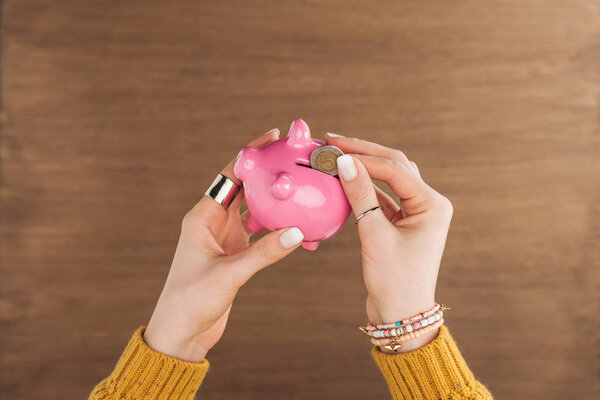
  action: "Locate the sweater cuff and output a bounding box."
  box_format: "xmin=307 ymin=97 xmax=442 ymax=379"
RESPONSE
xmin=102 ymin=327 xmax=209 ymax=400
xmin=371 ymin=325 xmax=492 ymax=400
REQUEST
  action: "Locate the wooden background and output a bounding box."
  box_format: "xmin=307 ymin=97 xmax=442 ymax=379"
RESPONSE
xmin=1 ymin=1 xmax=599 ymax=399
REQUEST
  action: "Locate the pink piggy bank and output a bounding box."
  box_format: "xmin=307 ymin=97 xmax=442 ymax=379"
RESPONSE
xmin=234 ymin=119 xmax=351 ymax=250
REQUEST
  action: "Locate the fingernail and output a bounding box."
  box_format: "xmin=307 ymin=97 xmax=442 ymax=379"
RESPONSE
xmin=265 ymin=128 xmax=280 ymax=138
xmin=280 ymin=227 xmax=304 ymax=248
xmin=326 ymin=132 xmax=344 ymax=138
xmin=336 ymin=154 xmax=357 ymax=181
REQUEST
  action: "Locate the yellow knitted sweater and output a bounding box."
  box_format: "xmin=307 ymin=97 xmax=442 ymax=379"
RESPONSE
xmin=90 ymin=326 xmax=492 ymax=399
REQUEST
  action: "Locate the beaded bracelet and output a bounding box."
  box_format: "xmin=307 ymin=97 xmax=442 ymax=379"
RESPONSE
xmin=358 ymin=304 xmax=450 ymax=352
xmin=370 ymin=318 xmax=444 ymax=351
xmin=363 ymin=303 xmax=444 ymax=331
xmin=365 ymin=310 xmax=444 ymax=338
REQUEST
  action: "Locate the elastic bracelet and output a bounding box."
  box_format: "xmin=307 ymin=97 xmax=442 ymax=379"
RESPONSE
xmin=365 ymin=310 xmax=444 ymax=338
xmin=370 ymin=318 xmax=444 ymax=348
xmin=363 ymin=303 xmax=444 ymax=331
xmin=357 ymin=303 xmax=450 ymax=352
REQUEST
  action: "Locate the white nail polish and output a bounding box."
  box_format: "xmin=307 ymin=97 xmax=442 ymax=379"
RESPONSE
xmin=280 ymin=227 xmax=304 ymax=248
xmin=326 ymin=132 xmax=344 ymax=138
xmin=336 ymin=154 xmax=357 ymax=181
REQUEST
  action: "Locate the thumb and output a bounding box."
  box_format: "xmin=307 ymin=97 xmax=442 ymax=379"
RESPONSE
xmin=226 ymin=227 xmax=304 ymax=285
xmin=336 ymin=154 xmax=388 ymax=233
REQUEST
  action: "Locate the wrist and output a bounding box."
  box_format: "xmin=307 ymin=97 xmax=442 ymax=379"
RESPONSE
xmin=371 ymin=297 xmax=436 ymax=326
xmin=365 ymin=301 xmax=444 ymax=353
xmin=143 ymin=324 xmax=209 ymax=363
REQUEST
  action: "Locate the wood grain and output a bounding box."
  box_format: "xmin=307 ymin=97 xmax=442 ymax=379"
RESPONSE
xmin=1 ymin=1 xmax=599 ymax=399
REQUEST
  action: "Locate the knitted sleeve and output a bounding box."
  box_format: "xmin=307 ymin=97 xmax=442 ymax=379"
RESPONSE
xmin=89 ymin=325 xmax=490 ymax=399
xmin=89 ymin=327 xmax=209 ymax=400
xmin=371 ymin=325 xmax=493 ymax=399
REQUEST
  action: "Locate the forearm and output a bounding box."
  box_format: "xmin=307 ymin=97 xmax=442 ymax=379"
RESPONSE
xmin=89 ymin=328 xmax=209 ymax=400
xmin=371 ymin=326 xmax=492 ymax=400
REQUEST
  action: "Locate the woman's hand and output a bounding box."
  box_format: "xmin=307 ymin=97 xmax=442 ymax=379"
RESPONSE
xmin=327 ymin=134 xmax=453 ymax=352
xmin=144 ymin=129 xmax=305 ymax=362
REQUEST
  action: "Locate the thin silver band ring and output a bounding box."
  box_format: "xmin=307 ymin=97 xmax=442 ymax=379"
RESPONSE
xmin=354 ymin=206 xmax=383 ymax=224
xmin=205 ymin=174 xmax=240 ymax=209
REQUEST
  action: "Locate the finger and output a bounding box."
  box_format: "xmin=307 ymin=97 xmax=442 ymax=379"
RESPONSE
xmin=336 ymin=154 xmax=388 ymax=232
xmin=224 ymin=227 xmax=304 ymax=286
xmin=202 ymin=128 xmax=280 ymax=218
xmin=374 ymin=185 xmax=400 ymax=220
xmin=228 ymin=186 xmax=245 ymax=214
xmin=239 ymin=210 xmax=254 ymax=236
xmin=221 ymin=128 xmax=280 ymax=185
xmin=325 ymin=134 xmax=409 ymax=163
xmin=409 ymin=160 xmax=423 ymax=180
xmin=351 ymin=154 xmax=428 ymax=200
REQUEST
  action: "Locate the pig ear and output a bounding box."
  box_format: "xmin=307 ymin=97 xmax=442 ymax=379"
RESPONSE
xmin=286 ymin=119 xmax=312 ymax=148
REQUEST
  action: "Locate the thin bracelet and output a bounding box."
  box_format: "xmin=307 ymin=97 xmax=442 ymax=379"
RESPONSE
xmin=365 ymin=310 xmax=443 ymax=338
xmin=370 ymin=318 xmax=445 ymax=346
xmin=371 ymin=318 xmax=445 ymax=352
xmin=364 ymin=303 xmax=442 ymax=331
xmin=359 ymin=303 xmax=448 ymax=333
xmin=357 ymin=303 xmax=450 ymax=352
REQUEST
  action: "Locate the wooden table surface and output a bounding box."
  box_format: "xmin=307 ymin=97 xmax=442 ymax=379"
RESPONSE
xmin=1 ymin=1 xmax=599 ymax=399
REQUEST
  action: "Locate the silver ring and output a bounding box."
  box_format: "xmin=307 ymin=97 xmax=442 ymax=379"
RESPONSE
xmin=354 ymin=206 xmax=382 ymax=224
xmin=205 ymin=174 xmax=240 ymax=209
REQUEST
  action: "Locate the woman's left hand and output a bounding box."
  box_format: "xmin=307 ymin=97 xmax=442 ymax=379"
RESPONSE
xmin=327 ymin=134 xmax=453 ymax=352
xmin=144 ymin=128 xmax=305 ymax=362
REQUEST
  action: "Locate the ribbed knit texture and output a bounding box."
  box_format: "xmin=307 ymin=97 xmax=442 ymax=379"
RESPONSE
xmin=89 ymin=327 xmax=209 ymax=400
xmin=90 ymin=326 xmax=491 ymax=399
xmin=371 ymin=325 xmax=492 ymax=399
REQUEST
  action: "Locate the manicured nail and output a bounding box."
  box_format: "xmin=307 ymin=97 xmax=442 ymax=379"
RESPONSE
xmin=326 ymin=132 xmax=344 ymax=138
xmin=336 ymin=154 xmax=357 ymax=181
xmin=265 ymin=128 xmax=280 ymax=138
xmin=280 ymin=227 xmax=304 ymax=248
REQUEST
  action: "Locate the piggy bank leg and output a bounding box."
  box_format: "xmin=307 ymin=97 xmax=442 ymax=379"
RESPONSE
xmin=246 ymin=213 xmax=265 ymax=233
xmin=301 ymin=241 xmax=319 ymax=251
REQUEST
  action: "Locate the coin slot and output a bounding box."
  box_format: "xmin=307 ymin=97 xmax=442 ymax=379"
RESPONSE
xmin=295 ymin=163 xmax=339 ymax=179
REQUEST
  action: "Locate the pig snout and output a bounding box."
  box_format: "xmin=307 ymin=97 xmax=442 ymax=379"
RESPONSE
xmin=271 ymin=173 xmax=297 ymax=200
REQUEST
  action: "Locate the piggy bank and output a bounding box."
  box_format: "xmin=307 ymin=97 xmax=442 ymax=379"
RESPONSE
xmin=234 ymin=119 xmax=351 ymax=250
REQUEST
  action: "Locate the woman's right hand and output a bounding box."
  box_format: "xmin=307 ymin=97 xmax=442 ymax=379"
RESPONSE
xmin=144 ymin=129 xmax=305 ymax=363
xmin=327 ymin=134 xmax=454 ymax=352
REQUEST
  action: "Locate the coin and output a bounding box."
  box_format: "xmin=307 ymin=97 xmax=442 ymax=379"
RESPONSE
xmin=310 ymin=145 xmax=344 ymax=176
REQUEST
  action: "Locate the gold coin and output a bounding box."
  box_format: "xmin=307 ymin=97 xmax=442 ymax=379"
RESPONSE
xmin=310 ymin=145 xmax=344 ymax=176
